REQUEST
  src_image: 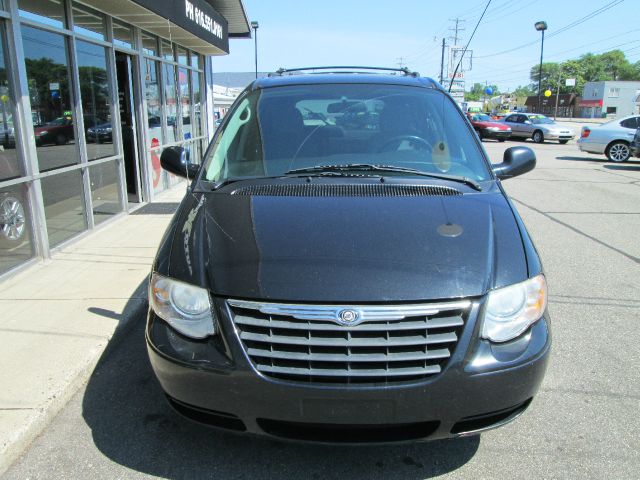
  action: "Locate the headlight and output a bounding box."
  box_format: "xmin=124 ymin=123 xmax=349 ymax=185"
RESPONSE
xmin=482 ymin=274 xmax=547 ymax=343
xmin=105 ymin=127 xmax=112 ymax=132
xmin=38 ymin=130 xmax=48 ymax=135
xmin=149 ymin=273 xmax=216 ymax=339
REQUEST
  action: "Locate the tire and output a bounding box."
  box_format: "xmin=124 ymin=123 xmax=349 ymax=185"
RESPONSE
xmin=559 ymin=140 xmax=569 ymax=144
xmin=0 ymin=195 xmax=26 ymax=242
xmin=476 ymin=129 xmax=484 ymax=141
xmin=498 ymin=138 xmax=506 ymax=142
xmin=605 ymin=141 xmax=630 ymax=162
xmin=532 ymin=130 xmax=544 ymax=143
xmin=54 ymin=133 xmax=68 ymax=145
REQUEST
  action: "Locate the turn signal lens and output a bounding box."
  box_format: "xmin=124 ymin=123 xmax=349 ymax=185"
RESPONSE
xmin=482 ymin=274 xmax=547 ymax=343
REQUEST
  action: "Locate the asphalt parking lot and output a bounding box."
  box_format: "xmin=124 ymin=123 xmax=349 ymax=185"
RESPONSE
xmin=3 ymin=137 xmax=640 ymax=479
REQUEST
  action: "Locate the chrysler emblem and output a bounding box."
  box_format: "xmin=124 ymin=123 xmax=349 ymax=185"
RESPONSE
xmin=337 ymin=309 xmax=359 ymax=325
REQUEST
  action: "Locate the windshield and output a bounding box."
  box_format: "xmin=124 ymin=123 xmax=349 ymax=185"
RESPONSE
xmin=530 ymin=115 xmax=554 ymax=125
xmin=472 ymin=114 xmax=492 ymax=122
xmin=202 ymin=84 xmax=491 ymax=183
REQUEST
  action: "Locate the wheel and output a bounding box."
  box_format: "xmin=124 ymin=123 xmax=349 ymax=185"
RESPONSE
xmin=0 ymin=195 xmax=26 ymax=241
xmin=532 ymin=130 xmax=544 ymax=143
xmin=377 ymin=135 xmax=432 ymax=152
xmin=559 ymin=140 xmax=569 ymax=144
xmin=477 ymin=129 xmax=484 ymax=141
xmin=54 ymin=133 xmax=68 ymax=145
xmin=606 ymin=141 xmax=630 ymax=162
xmin=498 ymin=138 xmax=506 ymax=142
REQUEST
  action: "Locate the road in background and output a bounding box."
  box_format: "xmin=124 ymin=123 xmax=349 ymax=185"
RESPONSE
xmin=3 ymin=138 xmax=640 ymax=479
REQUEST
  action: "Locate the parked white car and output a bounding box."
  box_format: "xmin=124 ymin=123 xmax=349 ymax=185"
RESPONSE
xmin=577 ymin=115 xmax=640 ymax=162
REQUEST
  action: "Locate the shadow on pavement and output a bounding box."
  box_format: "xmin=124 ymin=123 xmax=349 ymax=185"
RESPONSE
xmin=555 ymin=155 xmax=603 ymax=163
xmin=603 ymin=163 xmax=640 ymax=171
xmin=82 ymin=283 xmax=479 ymax=479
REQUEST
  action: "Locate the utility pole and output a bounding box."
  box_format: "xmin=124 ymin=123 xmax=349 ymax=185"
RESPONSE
xmin=447 ymin=18 xmax=466 ymax=99
xmin=396 ymin=57 xmax=406 ymax=69
xmin=439 ymin=38 xmax=446 ymax=84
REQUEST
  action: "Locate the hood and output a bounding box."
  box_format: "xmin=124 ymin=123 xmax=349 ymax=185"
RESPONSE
xmin=167 ymin=184 xmax=528 ymax=303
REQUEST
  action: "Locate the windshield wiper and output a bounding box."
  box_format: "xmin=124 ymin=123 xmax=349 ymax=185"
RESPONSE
xmin=285 ymin=164 xmax=482 ymax=191
xmin=207 ymin=171 xmax=362 ymax=190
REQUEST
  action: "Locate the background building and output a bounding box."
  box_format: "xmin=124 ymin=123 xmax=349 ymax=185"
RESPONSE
xmin=0 ymin=0 xmax=249 ymax=278
xmin=578 ymin=81 xmax=640 ymax=118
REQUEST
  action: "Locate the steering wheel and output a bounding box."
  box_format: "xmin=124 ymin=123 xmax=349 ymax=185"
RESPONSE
xmin=377 ymin=135 xmax=432 ymax=152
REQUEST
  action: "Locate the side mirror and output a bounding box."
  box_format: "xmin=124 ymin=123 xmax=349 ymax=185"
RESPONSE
xmin=160 ymin=146 xmax=199 ymax=179
xmin=492 ymin=146 xmax=536 ymax=180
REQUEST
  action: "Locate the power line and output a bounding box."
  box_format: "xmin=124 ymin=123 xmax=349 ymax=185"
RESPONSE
xmin=448 ymin=0 xmax=492 ymax=93
xmin=475 ymin=0 xmax=625 ymax=59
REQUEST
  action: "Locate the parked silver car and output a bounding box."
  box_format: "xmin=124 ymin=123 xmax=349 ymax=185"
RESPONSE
xmin=502 ymin=113 xmax=574 ymax=144
xmin=577 ymin=115 xmax=639 ymax=162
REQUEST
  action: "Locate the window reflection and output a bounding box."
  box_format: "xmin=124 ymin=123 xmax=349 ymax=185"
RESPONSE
xmin=179 ymin=67 xmax=191 ymax=141
xmin=18 ymin=0 xmax=65 ymax=29
xmin=89 ymin=160 xmax=121 ymax=225
xmin=144 ymin=59 xmax=164 ymax=193
xmin=72 ymin=4 xmax=105 ymax=41
xmin=0 ymin=184 xmax=34 ymax=275
xmin=191 ymin=70 xmax=201 ymax=138
xmin=76 ymin=40 xmax=114 ymax=160
xmin=163 ymin=64 xmax=177 ymax=143
xmin=41 ymin=169 xmax=87 ymax=247
xmin=22 ymin=25 xmax=79 ymax=171
xmin=0 ymin=27 xmax=21 ymax=180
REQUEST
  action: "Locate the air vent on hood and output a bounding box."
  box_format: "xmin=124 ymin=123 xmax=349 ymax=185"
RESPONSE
xmin=230 ymin=184 xmax=462 ymax=197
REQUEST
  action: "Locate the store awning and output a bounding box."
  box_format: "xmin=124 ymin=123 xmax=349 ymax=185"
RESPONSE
xmin=578 ymin=99 xmax=603 ymax=107
xmin=80 ymin=0 xmax=250 ymax=55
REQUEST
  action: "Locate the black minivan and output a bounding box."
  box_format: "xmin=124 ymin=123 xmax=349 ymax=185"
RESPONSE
xmin=147 ymin=67 xmax=550 ymax=443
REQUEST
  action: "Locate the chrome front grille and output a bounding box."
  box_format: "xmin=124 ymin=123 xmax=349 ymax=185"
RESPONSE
xmin=228 ymin=299 xmax=470 ymax=384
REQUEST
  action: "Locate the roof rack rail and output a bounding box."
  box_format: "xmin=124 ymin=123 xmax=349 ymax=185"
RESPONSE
xmin=268 ymin=66 xmax=420 ymax=77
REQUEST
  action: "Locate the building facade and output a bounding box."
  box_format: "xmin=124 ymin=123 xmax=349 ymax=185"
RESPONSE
xmin=578 ymin=81 xmax=640 ymax=118
xmin=0 ymin=0 xmax=249 ymax=278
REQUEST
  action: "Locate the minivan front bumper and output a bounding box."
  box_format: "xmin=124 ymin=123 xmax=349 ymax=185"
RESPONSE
xmin=146 ymin=299 xmax=550 ymax=443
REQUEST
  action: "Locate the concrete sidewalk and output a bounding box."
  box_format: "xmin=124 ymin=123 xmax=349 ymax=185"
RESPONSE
xmin=0 ymin=182 xmax=187 ymax=475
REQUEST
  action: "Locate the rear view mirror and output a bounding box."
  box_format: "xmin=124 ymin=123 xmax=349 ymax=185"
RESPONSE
xmin=160 ymin=146 xmax=199 ymax=179
xmin=492 ymin=146 xmax=536 ymax=180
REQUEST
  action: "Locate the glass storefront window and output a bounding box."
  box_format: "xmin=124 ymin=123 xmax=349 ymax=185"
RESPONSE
xmin=22 ymin=25 xmax=79 ymax=172
xmin=190 ymin=53 xmax=200 ymax=70
xmin=177 ymin=47 xmax=188 ymax=65
xmin=76 ymin=40 xmax=114 ymax=161
xmin=0 ymin=26 xmax=22 ymax=180
xmin=113 ymin=21 xmax=133 ymax=49
xmin=144 ymin=59 xmax=162 ymax=145
xmin=191 ymin=70 xmax=201 ymax=138
xmin=18 ymin=0 xmax=65 ymax=29
xmin=89 ymin=160 xmax=121 ymax=225
xmin=163 ymin=63 xmax=177 ymax=143
xmin=141 ymin=31 xmax=157 ymax=56
xmin=178 ymin=67 xmax=190 ymax=141
xmin=0 ymin=184 xmax=34 ymax=275
xmin=72 ymin=4 xmax=105 ymax=41
xmin=41 ymin=169 xmax=87 ymax=247
xmin=161 ymin=40 xmax=173 ymax=61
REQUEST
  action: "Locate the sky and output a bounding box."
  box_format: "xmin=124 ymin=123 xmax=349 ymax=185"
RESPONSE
xmin=212 ymin=0 xmax=639 ymax=92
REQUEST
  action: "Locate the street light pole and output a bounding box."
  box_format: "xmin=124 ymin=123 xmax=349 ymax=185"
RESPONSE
xmin=251 ymin=21 xmax=259 ymax=79
xmin=535 ymin=21 xmax=547 ymax=114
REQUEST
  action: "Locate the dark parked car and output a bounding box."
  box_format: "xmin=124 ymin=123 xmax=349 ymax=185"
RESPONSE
xmin=466 ymin=112 xmax=511 ymax=141
xmin=147 ymin=67 xmax=550 ymax=443
xmin=86 ymin=122 xmax=112 ymax=143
